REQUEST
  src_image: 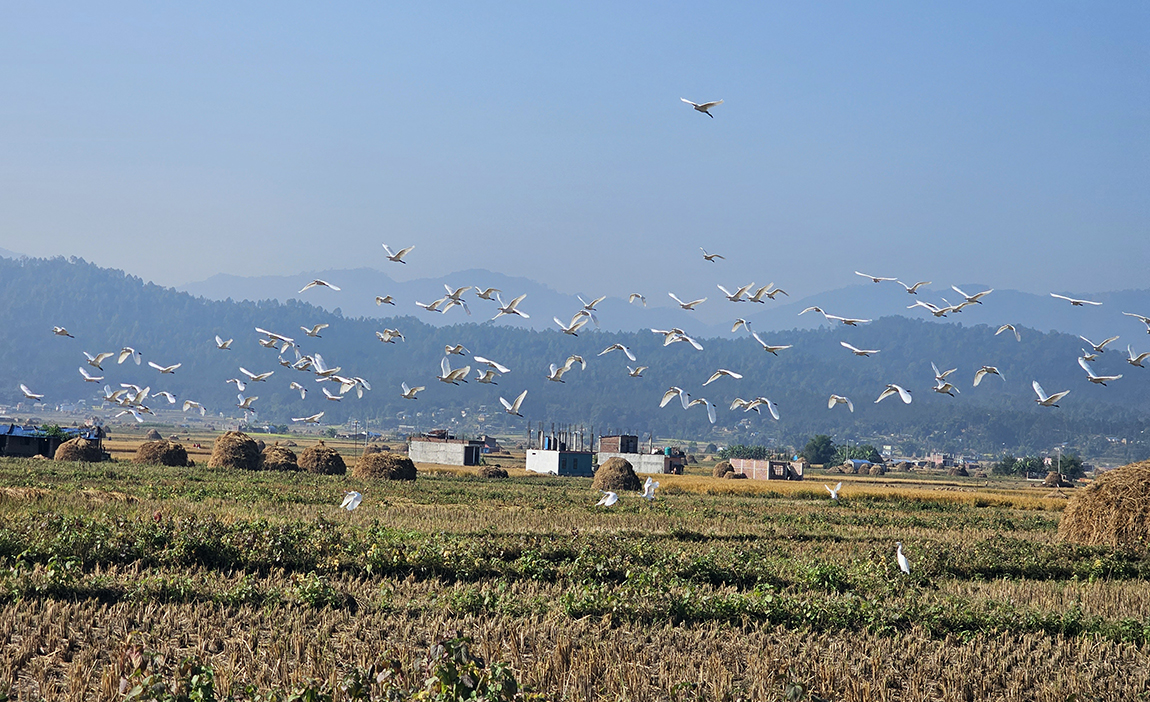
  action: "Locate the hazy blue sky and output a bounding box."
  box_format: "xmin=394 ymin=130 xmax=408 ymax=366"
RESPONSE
xmin=2 ymin=3 xmax=1146 ymax=300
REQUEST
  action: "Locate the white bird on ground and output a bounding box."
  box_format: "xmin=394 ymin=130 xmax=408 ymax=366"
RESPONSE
xmin=240 ymin=367 xmax=274 ymax=382
xmin=293 ymin=412 xmax=325 ymax=424
xmin=686 ymin=397 xmax=718 ymax=424
xmin=897 ymin=280 xmax=931 ymax=294
xmin=148 ymin=361 xmax=181 ymax=374
xmin=876 ymin=384 xmax=913 ymax=404
xmin=118 ymin=347 xmax=142 ymax=365
xmin=1122 ymin=312 xmax=1150 ymax=333
xmin=340 ymin=491 xmax=362 ymax=510
xmin=828 ymin=395 xmax=854 ymax=412
xmin=668 ymin=292 xmax=706 ymax=310
xmin=53 ymin=326 xmax=74 ymax=338
xmin=321 ymin=387 xmax=343 ymax=401
xmin=474 ymin=356 xmax=512 ymax=374
xmin=215 ymin=335 xmax=233 ymax=350
xmin=682 ymin=99 xmax=723 ymax=118
xmin=973 ymin=366 xmax=1005 ymax=386
xmin=554 ymin=313 xmax=589 ymax=336
xmin=302 ymin=324 xmax=329 ymax=338
xmin=932 ymin=380 xmax=960 ymax=397
xmin=1080 ymin=335 xmax=1119 ymax=354
xmin=599 ymin=344 xmax=637 ymax=362
xmin=226 ymin=378 xmax=247 ymax=392
xmin=182 ymin=400 xmax=206 ymax=416
xmin=703 ymin=368 xmax=742 ymax=386
xmin=381 ymin=244 xmax=414 ymax=263
xmin=298 ymin=279 xmax=340 ymax=293
xmin=628 ymin=293 xmax=647 ymax=306
xmin=641 ymin=477 xmax=659 ymax=501
xmin=841 ymin=341 xmax=879 ymax=357
xmin=475 ymin=287 xmax=501 ymax=300
xmin=596 ymin=490 xmax=619 ymax=507
xmin=19 ymin=384 xmax=43 ymax=401
xmin=996 ymin=324 xmax=1022 ymax=342
xmin=491 ymin=293 xmax=530 ymax=321
xmin=475 ymin=369 xmax=499 ymax=384
xmin=717 ymin=283 xmax=755 ymax=302
xmin=445 ymin=344 xmax=469 ymax=356
xmin=1032 ymin=380 xmax=1069 ymax=407
xmin=290 ymin=381 xmax=307 ymax=399
xmin=1051 ymin=293 xmax=1101 ymax=307
xmin=732 ymin=318 xmax=751 ymax=333
xmin=437 ymin=357 xmax=470 ymax=385
xmin=896 ymin=542 xmax=911 ymax=575
xmin=660 ymin=386 xmax=691 ymax=410
xmin=84 ymin=351 xmax=114 ymax=370
xmin=78 ymin=367 xmax=103 ymax=383
xmin=375 ymin=295 xmax=396 ymax=306
xmin=1078 ymin=357 xmax=1122 ymax=386
xmin=752 ymin=332 xmax=792 ymax=355
xmin=627 ymin=366 xmax=647 ymax=377
xmin=1128 ymin=345 xmax=1150 ymax=368
xmin=931 ymin=362 xmax=957 ymax=382
xmin=855 ymin=271 xmax=897 ymax=284
xmin=825 ymin=482 xmax=843 ymax=500
xmin=376 ymin=329 xmax=404 ymax=343
xmin=500 ymin=389 xmax=528 ymax=417
xmin=951 ymin=285 xmax=993 ymax=304
xmin=236 ymin=394 xmax=258 ymax=411
xmin=400 ymin=382 xmax=425 ymax=400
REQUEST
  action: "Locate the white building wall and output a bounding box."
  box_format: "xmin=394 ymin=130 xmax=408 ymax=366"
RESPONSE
xmin=597 ymin=452 xmax=669 ymax=474
xmin=526 ymin=449 xmax=560 ymax=475
xmin=408 ymin=440 xmax=466 ymax=465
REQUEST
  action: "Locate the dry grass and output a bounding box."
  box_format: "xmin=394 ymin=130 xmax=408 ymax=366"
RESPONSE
xmin=1060 ymin=460 xmax=1150 ymax=547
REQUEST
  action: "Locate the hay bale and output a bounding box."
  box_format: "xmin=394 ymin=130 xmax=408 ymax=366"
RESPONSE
xmin=478 ymin=465 xmax=508 ymax=479
xmin=713 ymin=461 xmax=734 ymax=478
xmin=723 ymin=471 xmax=748 ymax=480
xmin=353 ymin=451 xmax=415 ymax=480
xmin=362 ymin=444 xmax=383 ymax=456
xmin=974 ymin=471 xmax=988 ymax=479
xmin=897 ymin=461 xmax=912 ymax=472
xmin=593 ymin=457 xmax=642 ymax=492
xmin=284 ymin=440 xmax=297 ymax=447
xmin=1042 ymin=471 xmax=1073 ymax=488
xmin=54 ymin=437 xmax=102 ymax=462
xmin=300 ymin=443 xmax=347 ymax=475
xmin=134 ymin=440 xmax=189 ymax=467
xmin=948 ymin=466 xmax=969 ymax=477
xmin=260 ymin=445 xmax=299 ymax=472
xmin=255 ymin=439 xmax=266 ymax=452
xmin=869 ymin=464 xmax=886 ymax=476
xmin=686 ymin=454 xmax=699 ymax=465
xmin=144 ymin=429 xmax=162 ymax=441
xmin=207 ymin=431 xmax=260 ymax=471
xmin=1059 ymin=461 xmax=1150 ymax=548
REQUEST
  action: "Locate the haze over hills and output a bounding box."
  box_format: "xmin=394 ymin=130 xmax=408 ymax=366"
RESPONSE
xmin=4 ymin=256 xmax=1149 ymax=462
xmin=179 ymin=266 xmax=1150 ymax=341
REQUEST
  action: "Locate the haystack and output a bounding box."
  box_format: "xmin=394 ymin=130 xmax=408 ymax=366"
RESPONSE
xmin=54 ymin=437 xmax=102 ymax=462
xmin=362 ymin=444 xmax=383 ymax=456
xmin=353 ymin=451 xmax=415 ymax=480
xmin=134 ymin=440 xmax=189 ymax=467
xmin=1043 ymin=472 xmax=1073 ymax=488
xmin=713 ymin=460 xmax=734 ymax=478
xmin=1059 ymin=461 xmax=1150 ymax=548
xmin=207 ymin=431 xmax=260 ymax=471
xmin=477 ymin=465 xmax=508 ymax=479
xmin=255 ymin=439 xmax=266 ymax=452
xmin=723 ymin=471 xmax=748 ymax=480
xmin=300 ymin=442 xmax=347 ymax=475
xmin=145 ymin=429 xmax=162 ymax=441
xmin=593 ymin=456 xmax=641 ymax=492
xmin=260 ymin=445 xmax=299 ymax=472
xmin=948 ymin=466 xmax=969 ymax=477
xmin=869 ymin=464 xmax=886 ymax=476
xmin=896 ymin=461 xmax=912 ymax=472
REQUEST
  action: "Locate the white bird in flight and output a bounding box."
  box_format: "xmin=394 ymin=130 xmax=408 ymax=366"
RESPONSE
xmin=376 ymin=328 xmax=404 ymax=344
xmin=84 ymin=351 xmax=114 ymax=370
xmin=302 ymin=324 xmax=329 ymax=338
xmin=1032 ymin=380 xmax=1069 ymax=407
xmin=298 ymin=279 xmax=340 ymax=293
xmin=340 ymin=491 xmax=362 ymax=510
xmin=907 ymin=300 xmax=951 ymax=318
xmin=445 ymin=344 xmax=469 ymax=356
xmin=668 ymin=292 xmax=706 ymax=310
xmin=800 ymin=306 xmax=871 ymax=326
xmin=841 ymin=341 xmax=879 ymax=357
xmin=1080 ymin=335 xmax=1119 ymax=354
xmin=293 ymin=411 xmax=325 ymax=424
xmin=898 ymin=280 xmax=931 ymax=294
xmin=896 ymin=542 xmax=911 ymax=575
xmin=236 ymin=394 xmax=258 ymax=411
xmin=682 ymin=98 xmax=723 ymax=118
xmin=641 ymin=477 xmax=659 ymax=501
xmin=703 ymin=368 xmax=742 ymax=386
xmin=932 ymin=380 xmax=960 ymax=397
xmin=1050 ymin=293 xmax=1101 ymax=307
xmin=437 ymin=357 xmax=470 ymax=385
xmin=290 ymin=381 xmax=307 ymax=399
xmin=627 ymin=366 xmax=647 ymax=377
xmin=855 ymin=271 xmax=897 ymax=283
xmin=660 ymin=386 xmax=691 ymax=410
xmin=321 ymin=387 xmax=343 ymax=402
xmin=239 ymin=367 xmax=274 ymax=382
xmin=825 ymin=482 xmax=843 ymax=500
xmin=752 ymin=332 xmax=791 ymax=355
xmin=474 ymin=356 xmax=512 ymax=374
xmin=996 ymin=324 xmax=1021 ymax=342
xmin=973 ymin=366 xmax=1005 ymax=386
xmin=554 ymin=313 xmax=589 ymax=336
xmin=599 ymin=344 xmax=637 ymax=362
xmin=475 ymin=287 xmax=501 ymax=300
xmin=500 ymin=389 xmax=528 ymax=417
xmin=182 ymin=400 xmax=206 ymax=416
xmin=628 ymin=293 xmax=647 ymax=306
xmin=828 ymin=395 xmax=854 ymax=412
xmin=118 ymin=347 xmax=142 ymax=365
xmin=400 ymin=382 xmax=425 ymax=400
xmin=931 ymin=362 xmax=957 ymax=382
xmin=951 ymin=285 xmax=993 ymax=304
xmin=1127 ymin=345 xmax=1150 ymax=368
xmin=148 ymin=361 xmax=181 ymax=374
xmin=375 ymin=295 xmax=396 ymax=306
xmin=415 ymin=298 xmax=448 ymax=313
xmin=717 ymin=283 xmax=755 ymax=303
xmin=732 ymin=318 xmax=751 ymax=333
xmin=19 ymin=384 xmax=44 ymax=401
xmin=215 ymin=335 xmax=233 ymax=350
xmin=875 ymin=384 xmax=913 ymax=404
xmin=78 ymin=367 xmax=103 ymax=383
xmin=686 ymin=397 xmax=718 ymax=424
xmin=491 ymin=293 xmax=530 ymax=321
xmin=226 ymin=378 xmax=247 ymax=392
xmin=381 ymin=244 xmax=414 ymax=263
xmin=1078 ymin=357 xmax=1122 ymax=386
xmin=53 ymin=326 xmax=74 ymax=338
xmin=596 ymin=490 xmax=619 ymax=507
xmin=475 ymin=369 xmax=499 ymax=384
xmin=1122 ymin=312 xmax=1150 ymax=333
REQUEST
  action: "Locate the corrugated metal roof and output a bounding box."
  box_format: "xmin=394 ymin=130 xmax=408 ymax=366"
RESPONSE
xmin=1 ymin=424 xmax=99 ymax=439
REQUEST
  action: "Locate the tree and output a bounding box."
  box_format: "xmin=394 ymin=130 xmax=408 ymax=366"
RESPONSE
xmin=833 ymin=444 xmax=882 ymax=465
xmin=801 ymin=435 xmax=836 ymax=465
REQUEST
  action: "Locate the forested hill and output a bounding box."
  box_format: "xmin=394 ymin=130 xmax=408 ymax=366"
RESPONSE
xmin=2 ymin=256 xmax=1147 ymax=458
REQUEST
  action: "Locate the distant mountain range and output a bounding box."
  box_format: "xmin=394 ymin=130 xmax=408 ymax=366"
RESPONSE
xmin=179 ymin=267 xmax=1150 ymax=342
xmin=0 ymin=247 xmax=24 ymax=259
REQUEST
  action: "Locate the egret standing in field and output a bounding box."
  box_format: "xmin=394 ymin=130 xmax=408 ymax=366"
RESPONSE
xmin=896 ymin=542 xmax=911 ymax=575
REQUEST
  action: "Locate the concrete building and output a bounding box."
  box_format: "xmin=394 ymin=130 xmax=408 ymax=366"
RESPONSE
xmin=730 ymin=458 xmax=806 ymax=481
xmin=407 ymin=431 xmax=483 ymax=466
xmin=524 ymin=422 xmax=594 ymax=477
xmin=0 ymin=424 xmax=102 ymax=458
xmin=596 ymin=434 xmax=685 ymax=475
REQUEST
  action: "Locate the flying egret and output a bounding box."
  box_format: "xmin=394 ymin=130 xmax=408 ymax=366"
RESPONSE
xmin=226 ymin=378 xmax=247 ymax=392
xmin=1078 ymin=357 xmax=1122 ymax=386
xmin=440 ymin=297 xmax=471 ymax=317
xmin=1080 ymin=335 xmax=1119 ymax=354
xmin=293 ymin=411 xmax=325 ymax=424
xmin=1050 ymin=293 xmax=1101 ymax=307
xmin=340 ymin=491 xmax=363 ymax=510
xmin=801 ymin=306 xmax=871 ymax=326
xmin=236 ymin=394 xmax=258 ymax=411
xmin=841 ymin=341 xmax=879 ymax=357
xmin=19 ymin=384 xmax=43 ymax=401
xmin=682 ymin=98 xmax=723 ymax=118
xmin=545 ymin=363 xmax=570 ymax=383
xmin=686 ymin=397 xmax=718 ymax=424
xmin=84 ymin=351 xmax=114 ymax=370
xmin=855 ymin=271 xmax=897 ymax=283
xmin=668 ymin=292 xmax=706 ymax=310
xmin=153 ymin=391 xmax=177 ymax=404
xmin=437 ymin=357 xmax=471 ymax=385
xmin=628 ymin=293 xmax=647 ymax=306
xmin=745 ymin=285 xmax=777 ymax=303
xmin=444 ymin=284 xmax=473 ymax=303
xmin=415 ymin=298 xmax=447 ymax=313
xmin=752 ymin=332 xmax=792 ymax=355
xmin=1122 ymin=312 xmax=1150 ymax=333
xmin=996 ymin=325 xmax=1021 ymax=342
xmin=973 ymin=366 xmax=1005 ymax=386
xmin=931 ymin=362 xmax=957 ymax=381
xmin=321 ymin=387 xmax=343 ymax=401
xmin=703 ymin=369 xmax=742 ymax=386
xmin=1032 ymin=380 xmax=1069 ymax=407
xmin=748 ymin=397 xmax=780 ymax=421
xmin=475 ymin=369 xmax=499 ymax=384
xmin=491 ymin=293 xmax=530 ymax=321
xmin=825 ymin=482 xmax=842 ymax=500
xmin=665 ymin=330 xmax=704 ymax=350
xmin=641 ymin=477 xmax=659 ymax=501
xmin=381 ymin=244 xmax=414 ymax=263
xmin=732 ymin=318 xmax=751 ymax=333
xmin=598 ymin=344 xmax=637 ymax=362
xmin=907 ymin=300 xmax=950 ymax=318
xmin=897 ymin=280 xmax=931 ymax=294
xmin=554 ymin=313 xmax=589 ymax=336
xmin=717 ymin=283 xmax=755 ymax=302
xmin=400 ymin=382 xmax=425 ymax=399
xmin=932 ymin=380 xmax=960 ymax=397
xmin=627 ymin=366 xmax=647 ymax=377
xmin=375 ymin=295 xmax=396 ymax=306
xmin=182 ymin=400 xmax=206 ymax=416
xmin=1081 ymin=348 xmax=1099 ymax=362
xmin=52 ymin=326 xmax=74 ymax=338
xmin=876 ymin=384 xmax=913 ymax=404
xmin=951 ymin=285 xmax=993 ymax=304
xmin=239 ymin=367 xmax=274 ymax=382
xmin=78 ymin=367 xmax=103 ymax=383
xmin=299 ymin=279 xmax=340 ymax=293
xmin=290 ymin=381 xmax=307 ymax=399
xmin=445 ymin=344 xmax=469 ymax=356
xmin=376 ymin=329 xmax=404 ymax=343
xmin=215 ymin=335 xmax=233 ymax=350
xmin=896 ymin=542 xmax=911 ymax=575
xmin=117 ymin=347 xmax=142 ymax=365
xmin=148 ymin=361 xmax=181 ymax=374
xmin=116 ymin=408 xmax=145 ymax=423
xmin=475 ymin=287 xmax=501 ymax=300
xmin=828 ymin=395 xmax=854 ymax=412
xmin=595 ymin=490 xmax=619 ymax=507
xmin=578 ymin=294 xmax=606 ymax=311
xmin=1128 ymin=345 xmax=1150 ymax=368
xmin=659 ymin=386 xmax=691 ymax=410
xmin=302 ymin=324 xmax=329 ymax=338
xmin=474 ymin=356 xmax=512 ymax=374
xmin=499 ymin=389 xmax=528 ymax=417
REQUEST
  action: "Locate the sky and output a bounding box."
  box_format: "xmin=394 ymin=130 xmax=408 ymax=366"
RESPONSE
xmin=1 ymin=3 xmax=1146 ymax=301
